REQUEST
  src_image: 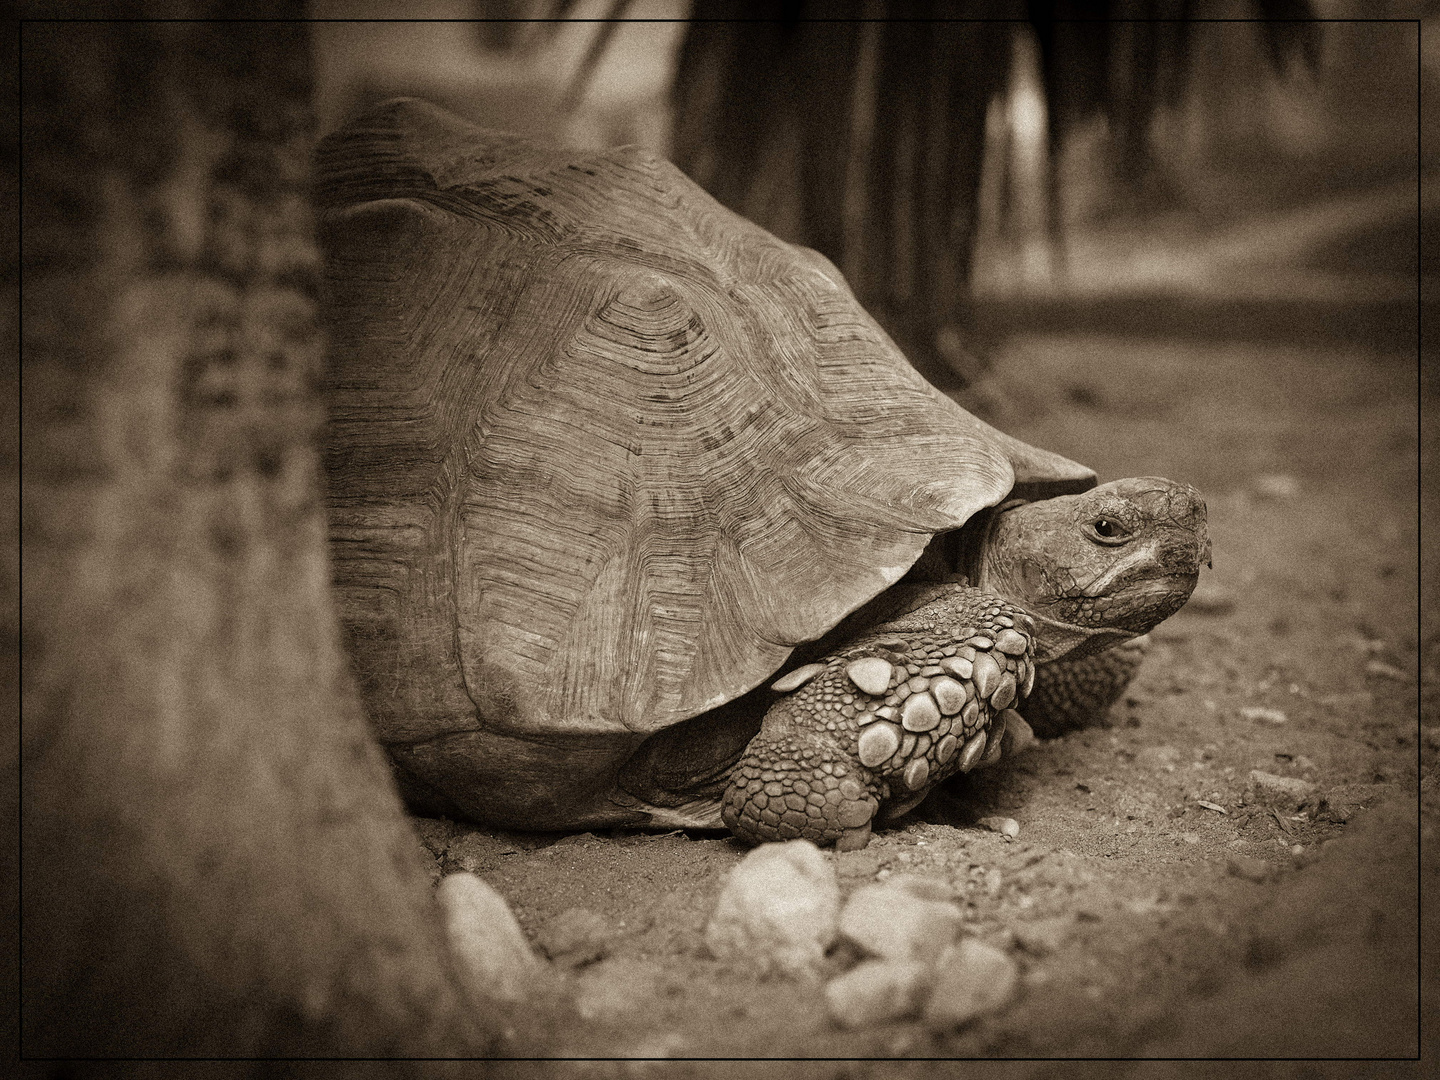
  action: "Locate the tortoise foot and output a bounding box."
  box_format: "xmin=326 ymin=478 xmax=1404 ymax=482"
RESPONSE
xmin=721 ymin=586 xmax=1034 ymax=848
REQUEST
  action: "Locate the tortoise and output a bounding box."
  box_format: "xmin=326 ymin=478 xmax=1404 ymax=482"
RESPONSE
xmin=316 ymin=99 xmax=1209 ymax=851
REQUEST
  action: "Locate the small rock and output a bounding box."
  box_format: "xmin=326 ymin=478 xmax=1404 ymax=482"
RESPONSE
xmin=704 ymin=840 xmax=839 ymax=978
xmin=1226 ymin=854 xmax=1272 ymax=883
xmin=1184 ymin=580 xmax=1236 ymax=615
xmin=1365 ymin=659 xmax=1407 ymax=681
xmin=825 ymin=959 xmax=934 ymax=1028
xmin=573 ymin=957 xmax=666 ymax=1021
xmin=1013 ymin=916 xmax=1071 ymax=957
xmin=1240 ymin=706 xmax=1287 ymax=725
xmin=1247 ymin=769 xmax=1317 ymax=808
xmin=537 ymin=907 xmax=613 ymax=967
xmin=1251 ymin=473 xmax=1300 ymax=500
xmin=435 ymin=872 xmax=546 ymax=1003
xmin=838 ymin=880 xmax=964 ymax=961
xmin=978 ymin=816 xmax=1020 ymax=838
xmin=923 ymin=938 xmax=1019 ymax=1028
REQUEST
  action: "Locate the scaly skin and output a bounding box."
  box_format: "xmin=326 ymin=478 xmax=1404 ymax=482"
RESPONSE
xmin=1021 ymin=635 xmax=1151 ymax=738
xmin=721 ymin=477 xmax=1208 ymax=848
xmin=722 ymin=587 xmax=1032 ymax=851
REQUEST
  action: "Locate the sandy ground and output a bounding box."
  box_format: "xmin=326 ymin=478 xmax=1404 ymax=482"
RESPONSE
xmin=407 ymin=319 xmax=1428 ymax=1068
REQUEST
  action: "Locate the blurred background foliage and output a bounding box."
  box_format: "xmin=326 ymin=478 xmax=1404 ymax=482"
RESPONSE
xmin=312 ymin=2 xmax=1428 ymax=388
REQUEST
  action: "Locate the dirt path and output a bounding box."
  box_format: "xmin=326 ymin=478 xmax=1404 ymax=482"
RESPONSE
xmin=411 ymin=324 xmax=1427 ymax=1067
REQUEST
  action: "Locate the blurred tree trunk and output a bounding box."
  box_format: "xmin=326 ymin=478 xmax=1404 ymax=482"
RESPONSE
xmin=21 ymin=12 xmax=490 ymax=1057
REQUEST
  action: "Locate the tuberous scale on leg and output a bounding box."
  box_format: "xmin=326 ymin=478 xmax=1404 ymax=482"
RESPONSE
xmin=722 ymin=592 xmax=1038 ymax=847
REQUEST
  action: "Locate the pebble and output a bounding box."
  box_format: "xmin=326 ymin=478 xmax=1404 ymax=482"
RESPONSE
xmin=435 ymin=872 xmax=546 ymax=1003
xmin=923 ymin=937 xmax=1019 ymax=1028
xmin=536 ymin=906 xmax=613 ymax=968
xmin=825 ymin=959 xmax=933 ymax=1028
xmin=1013 ymin=916 xmax=1071 ymax=956
xmin=837 ymin=880 xmax=964 ymax=961
xmin=1225 ymin=853 xmax=1272 ymax=883
xmin=573 ymin=957 xmax=667 ymax=1021
xmin=1240 ymin=706 xmax=1288 ymax=725
xmin=977 ymin=816 xmax=1020 ymax=838
xmin=1247 ymin=769 xmax=1317 ymax=807
xmin=703 ymin=840 xmax=839 ymax=978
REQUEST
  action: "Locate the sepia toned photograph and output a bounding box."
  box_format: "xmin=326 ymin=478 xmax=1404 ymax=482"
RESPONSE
xmin=17 ymin=1 xmax=1430 ymax=1069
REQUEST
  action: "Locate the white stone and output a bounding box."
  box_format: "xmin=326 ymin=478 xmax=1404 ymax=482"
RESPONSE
xmin=825 ymin=959 xmax=933 ymax=1028
xmin=573 ymin=957 xmax=666 ymax=1021
xmin=1248 ymin=769 xmax=1317 ymax=806
xmin=435 ymin=872 xmax=545 ymax=1003
xmin=923 ymin=937 xmax=1019 ymax=1028
xmin=703 ymin=840 xmax=839 ymax=978
xmin=838 ymin=880 xmax=963 ymax=961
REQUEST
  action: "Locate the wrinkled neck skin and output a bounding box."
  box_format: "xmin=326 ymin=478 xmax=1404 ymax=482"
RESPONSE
xmin=975 ymin=477 xmax=1210 ymax=664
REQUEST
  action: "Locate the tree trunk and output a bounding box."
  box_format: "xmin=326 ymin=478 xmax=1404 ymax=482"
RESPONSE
xmin=21 ymin=14 xmax=490 ymax=1058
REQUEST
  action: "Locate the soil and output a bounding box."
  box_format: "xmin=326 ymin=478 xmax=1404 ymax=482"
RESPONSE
xmin=408 ymin=320 xmax=1429 ymax=1070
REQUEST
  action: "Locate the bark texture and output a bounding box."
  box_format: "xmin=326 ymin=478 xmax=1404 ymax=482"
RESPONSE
xmin=21 ymin=17 xmax=489 ymax=1058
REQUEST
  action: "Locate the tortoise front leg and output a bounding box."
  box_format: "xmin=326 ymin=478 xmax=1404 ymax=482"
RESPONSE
xmin=721 ymin=585 xmax=1035 ymax=850
xmin=1018 ymin=635 xmax=1149 ymax=739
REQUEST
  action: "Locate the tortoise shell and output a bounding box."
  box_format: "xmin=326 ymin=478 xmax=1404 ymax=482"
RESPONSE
xmin=316 ymin=99 xmax=1093 ymax=824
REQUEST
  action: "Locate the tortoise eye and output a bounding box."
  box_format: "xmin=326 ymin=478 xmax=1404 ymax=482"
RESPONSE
xmin=1091 ymin=518 xmax=1127 ymax=541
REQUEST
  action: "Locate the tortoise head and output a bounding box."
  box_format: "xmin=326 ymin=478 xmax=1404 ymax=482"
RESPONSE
xmin=977 ymin=477 xmax=1210 ymax=661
